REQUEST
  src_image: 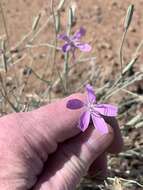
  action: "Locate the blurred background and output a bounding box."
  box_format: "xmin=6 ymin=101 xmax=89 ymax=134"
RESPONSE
xmin=0 ymin=0 xmax=143 ymax=189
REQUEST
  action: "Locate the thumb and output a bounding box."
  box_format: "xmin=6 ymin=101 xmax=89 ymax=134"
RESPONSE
xmin=34 ymin=125 xmax=114 ymax=190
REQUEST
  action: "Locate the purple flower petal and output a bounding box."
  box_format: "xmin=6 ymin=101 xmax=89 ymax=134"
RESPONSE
xmin=86 ymin=84 xmax=96 ymax=103
xmin=78 ymin=111 xmax=90 ymax=131
xmin=91 ymin=114 xmax=108 ymax=134
xmin=66 ymin=99 xmax=84 ymax=109
xmin=76 ymin=43 xmax=92 ymax=52
xmin=58 ymin=27 xmax=92 ymax=58
xmin=62 ymin=43 xmax=71 ymax=52
xmin=72 ymin=27 xmax=86 ymax=40
xmin=58 ymin=34 xmax=70 ymax=42
xmin=95 ymin=104 xmax=118 ymax=117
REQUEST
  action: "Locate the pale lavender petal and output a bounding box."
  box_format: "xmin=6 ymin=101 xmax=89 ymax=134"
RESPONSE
xmin=86 ymin=84 xmax=96 ymax=103
xmin=58 ymin=34 xmax=70 ymax=42
xmin=62 ymin=43 xmax=71 ymax=52
xmin=95 ymin=104 xmax=118 ymax=117
xmin=91 ymin=114 xmax=108 ymax=134
xmin=78 ymin=111 xmax=90 ymax=131
xmin=72 ymin=27 xmax=86 ymax=40
xmin=66 ymin=99 xmax=84 ymax=109
xmin=76 ymin=43 xmax=92 ymax=52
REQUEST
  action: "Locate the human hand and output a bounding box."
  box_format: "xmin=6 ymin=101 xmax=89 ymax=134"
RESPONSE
xmin=0 ymin=93 xmax=123 ymax=190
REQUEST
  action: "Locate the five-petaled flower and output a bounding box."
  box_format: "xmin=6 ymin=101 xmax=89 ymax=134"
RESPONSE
xmin=67 ymin=84 xmax=118 ymax=134
xmin=58 ymin=27 xmax=91 ymax=59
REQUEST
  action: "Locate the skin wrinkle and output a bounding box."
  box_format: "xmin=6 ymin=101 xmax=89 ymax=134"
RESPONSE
xmin=0 ymin=113 xmax=45 ymax=189
xmin=19 ymin=112 xmax=58 ymax=157
xmin=59 ymin=156 xmax=85 ymax=190
xmin=33 ymin=152 xmax=67 ymax=190
xmin=37 ymin=108 xmax=77 ymax=143
xmin=16 ymin=114 xmax=45 ymax=173
xmin=86 ymin=125 xmax=113 ymax=157
xmin=62 ymin=141 xmax=89 ymax=172
xmin=0 ymin=93 xmax=122 ymax=190
xmin=1 ymin=142 xmax=39 ymax=187
xmin=35 ymin=124 xmax=113 ymax=190
xmin=2 ymin=176 xmax=36 ymax=189
xmin=35 ymin=150 xmax=86 ymax=190
xmin=0 ymin=114 xmax=33 ymax=188
xmin=1 ymin=180 xmax=28 ymax=190
xmin=50 ymin=169 xmax=70 ymax=190
xmin=0 ymin=155 xmax=36 ymax=189
xmin=59 ymin=127 xmax=113 ymax=189
xmin=18 ymin=114 xmax=59 ymax=188
xmin=62 ymin=127 xmax=113 ymax=170
xmin=23 ymin=127 xmax=48 ymax=162
xmin=21 ymin=136 xmax=44 ymax=173
xmin=30 ymin=110 xmax=58 ymax=149
xmin=61 ymin=146 xmax=87 ymax=176
xmin=31 ymin=93 xmax=85 ymax=143
xmin=19 ymin=104 xmax=83 ymax=189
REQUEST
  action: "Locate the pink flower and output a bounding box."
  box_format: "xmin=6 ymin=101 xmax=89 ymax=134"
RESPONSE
xmin=58 ymin=27 xmax=91 ymax=58
xmin=67 ymin=84 xmax=118 ymax=134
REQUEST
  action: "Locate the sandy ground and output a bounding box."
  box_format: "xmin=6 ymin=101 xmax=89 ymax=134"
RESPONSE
xmin=0 ymin=0 xmax=143 ymax=189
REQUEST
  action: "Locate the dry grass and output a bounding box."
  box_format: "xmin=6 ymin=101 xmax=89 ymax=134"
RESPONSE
xmin=0 ymin=0 xmax=143 ymax=189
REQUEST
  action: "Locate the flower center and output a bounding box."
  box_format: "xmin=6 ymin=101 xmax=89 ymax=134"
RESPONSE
xmin=86 ymin=102 xmax=100 ymax=117
xmin=69 ymin=37 xmax=79 ymax=47
xmin=87 ymin=102 xmax=96 ymax=112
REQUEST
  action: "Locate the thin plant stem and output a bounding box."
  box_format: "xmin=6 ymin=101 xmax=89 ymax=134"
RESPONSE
xmin=0 ymin=1 xmax=19 ymax=87
xmin=1 ymin=40 xmax=7 ymax=73
xmin=103 ymin=72 xmax=143 ymax=100
xmin=108 ymin=37 xmax=142 ymax=95
xmin=64 ymin=52 xmax=69 ymax=92
xmin=0 ymin=1 xmax=9 ymax=72
xmin=134 ymin=39 xmax=143 ymax=55
xmin=9 ymin=2 xmax=64 ymax=53
xmin=26 ymin=43 xmax=60 ymax=50
xmin=31 ymin=68 xmax=51 ymax=84
xmin=119 ymin=29 xmax=127 ymax=78
xmin=63 ymin=7 xmax=72 ymax=94
xmin=51 ymin=0 xmax=58 ymax=66
xmin=0 ymin=74 xmax=19 ymax=112
xmin=50 ymin=0 xmax=67 ymax=97
xmin=121 ymin=89 xmax=143 ymax=101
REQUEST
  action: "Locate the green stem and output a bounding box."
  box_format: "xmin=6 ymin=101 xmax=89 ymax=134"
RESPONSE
xmin=119 ymin=29 xmax=127 ymax=78
xmin=63 ymin=7 xmax=72 ymax=94
xmin=64 ymin=52 xmax=69 ymax=93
